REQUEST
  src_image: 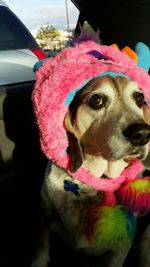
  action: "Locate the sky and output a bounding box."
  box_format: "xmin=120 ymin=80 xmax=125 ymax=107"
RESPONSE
xmin=5 ymin=0 xmax=79 ymax=34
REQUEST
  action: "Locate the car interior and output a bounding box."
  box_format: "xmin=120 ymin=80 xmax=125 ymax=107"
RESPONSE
xmin=0 ymin=1 xmax=149 ymax=267
xmin=72 ymin=0 xmax=150 ymax=49
xmin=0 ymin=81 xmax=47 ymax=266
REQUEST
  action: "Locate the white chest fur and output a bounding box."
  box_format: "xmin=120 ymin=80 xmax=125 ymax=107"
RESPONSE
xmin=43 ymin=163 xmax=103 ymax=249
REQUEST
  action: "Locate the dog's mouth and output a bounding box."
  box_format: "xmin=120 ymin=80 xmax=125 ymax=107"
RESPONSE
xmin=102 ymin=149 xmax=148 ymax=179
xmin=82 ymin=137 xmax=150 ymax=179
xmin=82 ymin=146 xmax=148 ymax=180
xmin=101 ymin=156 xmax=140 ymax=179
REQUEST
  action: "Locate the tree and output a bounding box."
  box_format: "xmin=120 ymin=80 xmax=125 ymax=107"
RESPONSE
xmin=36 ymin=23 xmax=60 ymax=49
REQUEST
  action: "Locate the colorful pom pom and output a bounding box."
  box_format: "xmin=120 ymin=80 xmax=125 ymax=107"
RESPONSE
xmin=135 ymin=42 xmax=150 ymax=72
xmin=86 ymin=205 xmax=136 ymax=247
xmin=122 ymin=46 xmax=138 ymax=62
xmin=116 ymin=178 xmax=150 ymax=215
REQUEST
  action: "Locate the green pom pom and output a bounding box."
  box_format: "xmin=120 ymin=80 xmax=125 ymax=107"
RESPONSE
xmin=87 ymin=205 xmax=136 ymax=248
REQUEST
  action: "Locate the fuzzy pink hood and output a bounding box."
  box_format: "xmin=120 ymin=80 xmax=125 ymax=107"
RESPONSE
xmin=32 ymin=41 xmax=150 ymax=192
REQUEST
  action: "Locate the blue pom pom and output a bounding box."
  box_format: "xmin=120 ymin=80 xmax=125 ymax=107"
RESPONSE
xmin=135 ymin=42 xmax=150 ymax=72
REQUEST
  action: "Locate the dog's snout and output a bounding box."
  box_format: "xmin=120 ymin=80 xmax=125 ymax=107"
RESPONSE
xmin=123 ymin=124 xmax=150 ymax=146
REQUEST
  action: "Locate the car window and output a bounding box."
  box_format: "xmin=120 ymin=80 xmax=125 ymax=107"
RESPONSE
xmin=0 ymin=6 xmax=38 ymax=50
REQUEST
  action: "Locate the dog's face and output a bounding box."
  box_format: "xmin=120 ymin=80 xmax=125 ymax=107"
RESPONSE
xmin=65 ymin=76 xmax=150 ymax=176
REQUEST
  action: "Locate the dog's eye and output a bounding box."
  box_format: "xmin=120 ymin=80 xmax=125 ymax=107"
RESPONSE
xmin=88 ymin=94 xmax=105 ymax=110
xmin=133 ymin=92 xmax=145 ymax=108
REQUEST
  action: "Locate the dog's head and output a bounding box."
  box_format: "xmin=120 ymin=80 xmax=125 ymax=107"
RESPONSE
xmin=65 ymin=76 xmax=150 ymax=177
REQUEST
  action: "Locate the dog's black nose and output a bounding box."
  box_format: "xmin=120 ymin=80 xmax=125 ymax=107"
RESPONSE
xmin=123 ymin=124 xmax=150 ymax=146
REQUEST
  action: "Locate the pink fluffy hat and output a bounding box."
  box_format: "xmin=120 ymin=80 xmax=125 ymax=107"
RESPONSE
xmin=32 ymin=39 xmax=150 ymax=193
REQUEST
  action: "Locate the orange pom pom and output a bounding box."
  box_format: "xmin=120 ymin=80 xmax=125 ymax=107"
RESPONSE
xmin=111 ymin=44 xmax=119 ymax=49
xmin=122 ymin=46 xmax=138 ymax=62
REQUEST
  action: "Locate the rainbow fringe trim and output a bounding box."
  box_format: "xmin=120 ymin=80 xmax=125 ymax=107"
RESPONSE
xmin=116 ymin=178 xmax=150 ymax=215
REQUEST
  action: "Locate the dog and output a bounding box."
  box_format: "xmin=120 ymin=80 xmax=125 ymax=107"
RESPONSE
xmin=31 ymin=75 xmax=150 ymax=267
